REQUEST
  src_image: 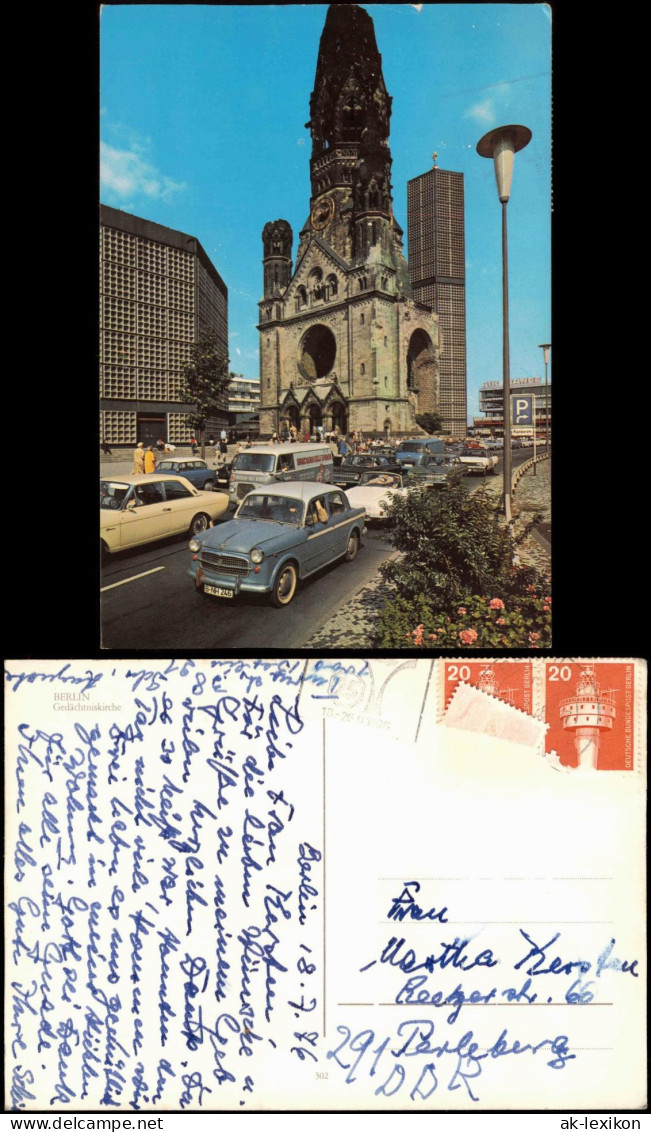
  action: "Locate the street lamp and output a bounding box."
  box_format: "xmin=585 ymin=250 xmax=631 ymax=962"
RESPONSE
xmin=477 ymin=124 xmax=532 ymax=521
xmin=538 ymin=342 xmax=551 ymax=450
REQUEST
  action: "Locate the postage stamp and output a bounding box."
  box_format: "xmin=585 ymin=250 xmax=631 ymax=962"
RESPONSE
xmin=441 ymin=659 xmax=534 ymax=716
xmin=543 ymin=660 xmax=636 ymax=771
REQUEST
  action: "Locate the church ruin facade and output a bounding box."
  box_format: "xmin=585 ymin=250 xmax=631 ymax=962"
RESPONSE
xmin=258 ymin=4 xmax=440 ymax=440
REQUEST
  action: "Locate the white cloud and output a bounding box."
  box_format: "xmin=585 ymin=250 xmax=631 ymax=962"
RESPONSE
xmin=100 ymin=139 xmax=187 ymax=204
xmin=464 ymin=99 xmax=495 ymax=125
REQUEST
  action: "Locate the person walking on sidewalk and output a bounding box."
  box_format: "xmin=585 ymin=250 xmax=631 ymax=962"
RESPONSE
xmin=101 ymin=438 xmax=112 ymax=455
xmin=132 ymin=441 xmax=145 ymax=474
xmin=144 ymin=445 xmax=157 ymax=474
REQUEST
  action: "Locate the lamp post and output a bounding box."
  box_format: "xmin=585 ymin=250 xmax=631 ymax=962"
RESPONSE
xmin=477 ymin=124 xmax=532 ymax=521
xmin=538 ymin=342 xmax=551 ymax=450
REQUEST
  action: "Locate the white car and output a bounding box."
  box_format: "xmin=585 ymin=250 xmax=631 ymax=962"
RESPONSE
xmin=458 ymin=447 xmax=499 ymax=476
xmin=100 ymin=474 xmax=229 ymax=558
xmin=344 ymin=471 xmax=410 ymax=520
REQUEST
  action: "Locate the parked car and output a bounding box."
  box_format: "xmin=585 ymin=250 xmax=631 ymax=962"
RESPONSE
xmin=100 ymin=474 xmax=229 ymax=558
xmin=188 ymin=482 xmax=366 ymax=607
xmin=407 ymin=454 xmax=467 ymax=488
xmin=334 ymin=453 xmax=402 ymax=488
xmin=458 ymin=447 xmax=499 ymax=475
xmin=155 ymin=456 xmax=217 ymax=491
xmin=344 ymin=471 xmax=410 ymax=521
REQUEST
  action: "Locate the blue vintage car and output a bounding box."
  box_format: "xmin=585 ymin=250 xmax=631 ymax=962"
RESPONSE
xmin=188 ymin=481 xmax=366 ymax=607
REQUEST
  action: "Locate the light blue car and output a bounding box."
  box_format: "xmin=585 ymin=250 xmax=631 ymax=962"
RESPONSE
xmin=188 ymin=481 xmax=366 ymax=607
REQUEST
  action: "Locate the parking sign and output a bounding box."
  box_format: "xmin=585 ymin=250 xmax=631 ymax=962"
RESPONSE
xmin=511 ymin=393 xmax=534 ymax=426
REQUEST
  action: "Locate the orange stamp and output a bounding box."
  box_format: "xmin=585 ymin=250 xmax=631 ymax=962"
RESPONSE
xmin=442 ymin=659 xmax=533 ymax=714
xmin=544 ymin=660 xmax=635 ymax=770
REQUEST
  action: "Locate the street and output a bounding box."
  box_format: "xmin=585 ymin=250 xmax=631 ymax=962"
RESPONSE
xmin=100 ymin=450 xmax=534 ymax=649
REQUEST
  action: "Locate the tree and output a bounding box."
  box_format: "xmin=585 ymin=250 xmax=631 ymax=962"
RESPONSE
xmin=415 ymin=412 xmax=443 ymax=435
xmin=178 ymin=329 xmax=234 ymax=458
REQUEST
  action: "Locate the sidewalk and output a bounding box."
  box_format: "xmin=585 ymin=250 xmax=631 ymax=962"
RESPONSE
xmin=100 ymin=444 xmax=237 ymax=478
xmin=304 ymin=458 xmax=551 ymax=648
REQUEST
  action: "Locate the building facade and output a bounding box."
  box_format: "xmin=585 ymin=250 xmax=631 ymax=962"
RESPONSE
xmin=407 ymin=163 xmax=467 ymax=438
xmin=228 ymin=374 xmax=261 ymax=435
xmin=100 ymin=204 xmax=229 ymax=447
xmin=258 ymin=4 xmax=440 ymax=441
xmin=474 ymin=377 xmax=552 ymax=437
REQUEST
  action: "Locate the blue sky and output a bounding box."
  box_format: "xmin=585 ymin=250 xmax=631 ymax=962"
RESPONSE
xmin=100 ymin=3 xmax=551 ymax=420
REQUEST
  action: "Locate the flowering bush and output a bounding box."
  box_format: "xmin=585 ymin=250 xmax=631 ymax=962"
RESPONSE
xmin=376 ymin=481 xmax=551 ymax=649
xmin=384 ymin=588 xmax=552 ymax=649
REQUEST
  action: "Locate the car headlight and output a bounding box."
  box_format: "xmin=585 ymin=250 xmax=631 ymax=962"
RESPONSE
xmin=251 ymin=547 xmax=265 ymax=564
xmin=189 ymin=538 xmax=202 ymax=553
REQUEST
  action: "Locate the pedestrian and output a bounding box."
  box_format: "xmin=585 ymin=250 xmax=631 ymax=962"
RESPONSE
xmin=220 ymin=427 xmax=227 ymax=444
xmin=101 ymin=438 xmax=112 ymax=455
xmin=339 ymin=436 xmax=350 ymax=459
xmin=220 ymin=438 xmax=228 ymax=457
xmin=156 ymin=438 xmax=166 ymax=452
xmin=190 ymin=435 xmax=198 ymax=455
xmin=144 ymin=445 xmax=157 ymax=474
xmin=132 ymin=441 xmax=145 ymax=474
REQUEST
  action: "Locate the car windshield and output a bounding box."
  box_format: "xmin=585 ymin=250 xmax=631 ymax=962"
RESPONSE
xmin=358 ymin=472 xmax=401 ymax=487
xmin=233 ymin=453 xmax=276 ymax=473
xmin=461 ymin=448 xmax=484 ymax=456
xmin=422 ymin=457 xmax=450 ymax=467
xmin=157 ymin=462 xmax=177 ymax=472
xmin=237 ymin=494 xmax=303 ymax=523
xmin=100 ymin=481 xmax=131 ymax=508
xmin=398 ymin=442 xmax=424 ymax=453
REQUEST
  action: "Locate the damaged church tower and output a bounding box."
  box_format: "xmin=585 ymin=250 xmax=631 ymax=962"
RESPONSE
xmin=258 ymin=3 xmax=440 ymax=439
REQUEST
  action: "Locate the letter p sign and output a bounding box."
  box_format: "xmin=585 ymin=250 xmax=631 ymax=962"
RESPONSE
xmin=511 ymin=394 xmax=534 ymax=426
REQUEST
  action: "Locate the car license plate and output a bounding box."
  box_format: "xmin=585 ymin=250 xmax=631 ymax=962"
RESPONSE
xmin=204 ymin=584 xmax=234 ymax=599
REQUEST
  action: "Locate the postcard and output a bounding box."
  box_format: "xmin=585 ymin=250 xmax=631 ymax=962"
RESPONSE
xmin=4 ymin=658 xmax=646 ymax=1111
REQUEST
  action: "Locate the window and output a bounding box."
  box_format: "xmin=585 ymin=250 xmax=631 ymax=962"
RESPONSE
xmin=134 ymin=483 xmax=166 ymax=507
xmin=163 ymin=481 xmax=193 ymax=501
xmin=360 ymin=363 xmax=365 ymax=375
xmin=327 ymin=492 xmax=348 ymax=516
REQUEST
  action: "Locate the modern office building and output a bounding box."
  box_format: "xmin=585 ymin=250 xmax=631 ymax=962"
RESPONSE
xmin=228 ymin=375 xmax=261 ymax=434
xmin=100 ymin=204 xmax=229 ymax=447
xmin=407 ymin=160 xmax=467 ymax=438
xmin=473 ymin=377 xmax=552 ymax=437
xmin=257 ymin=3 xmax=441 ymax=440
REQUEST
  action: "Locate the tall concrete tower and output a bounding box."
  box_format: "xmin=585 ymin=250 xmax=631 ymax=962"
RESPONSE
xmin=559 ymin=666 xmax=617 ymax=769
xmin=407 ymin=157 xmax=468 ymax=437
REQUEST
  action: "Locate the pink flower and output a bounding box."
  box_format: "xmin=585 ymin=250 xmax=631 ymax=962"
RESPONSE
xmin=458 ymin=607 xmax=467 ymax=615
xmin=496 ymin=617 xmax=505 ymax=626
xmin=489 ymin=598 xmax=505 ymax=610
xmin=459 ymin=628 xmax=478 ymax=645
xmin=545 ymin=596 xmax=552 ymax=604
xmin=428 ymin=633 xmax=438 ymax=640
xmin=529 ymin=632 xmax=541 ymax=642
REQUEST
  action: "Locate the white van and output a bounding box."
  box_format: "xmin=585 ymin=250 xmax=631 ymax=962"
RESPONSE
xmin=228 ymin=443 xmax=334 ymax=505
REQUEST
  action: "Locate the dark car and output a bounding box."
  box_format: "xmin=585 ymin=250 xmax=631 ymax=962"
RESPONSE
xmin=334 ymin=453 xmax=402 ymax=488
xmin=215 ymin=461 xmax=233 ymax=489
xmin=155 ymin=456 xmax=217 ymax=491
xmin=408 ymin=454 xmax=467 ymax=488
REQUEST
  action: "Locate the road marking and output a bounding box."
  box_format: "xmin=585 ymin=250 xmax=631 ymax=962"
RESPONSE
xmin=101 ymin=566 xmax=165 ymax=592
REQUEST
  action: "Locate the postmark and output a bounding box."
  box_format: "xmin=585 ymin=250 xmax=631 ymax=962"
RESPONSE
xmin=544 ymin=660 xmax=636 ymax=771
